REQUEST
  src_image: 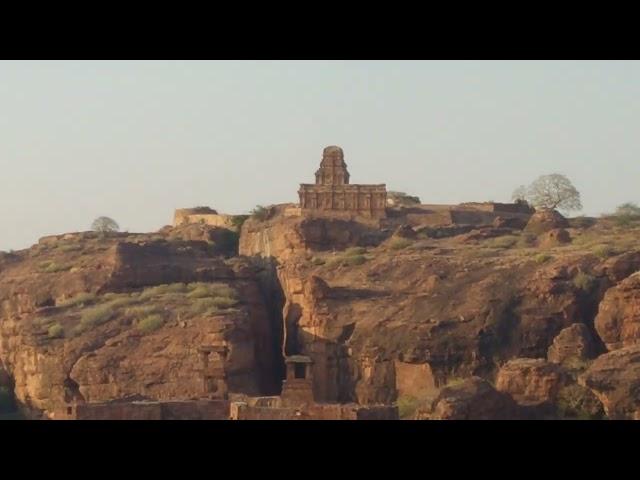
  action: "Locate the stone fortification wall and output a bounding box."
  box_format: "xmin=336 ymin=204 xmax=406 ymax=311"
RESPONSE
xmin=173 ymin=208 xmax=237 ymax=230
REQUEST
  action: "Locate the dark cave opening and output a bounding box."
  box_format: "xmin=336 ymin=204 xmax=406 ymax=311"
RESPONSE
xmin=255 ymin=258 xmax=287 ymax=395
xmin=0 ymin=375 xmax=24 ymax=420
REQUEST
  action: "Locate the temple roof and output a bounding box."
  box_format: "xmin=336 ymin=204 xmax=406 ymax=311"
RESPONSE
xmin=285 ymin=355 xmax=313 ymax=364
xmin=323 ymin=145 xmax=344 ymax=156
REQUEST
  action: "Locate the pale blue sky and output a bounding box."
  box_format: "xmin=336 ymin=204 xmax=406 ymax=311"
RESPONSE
xmin=1 ymin=60 xmax=639 ymax=251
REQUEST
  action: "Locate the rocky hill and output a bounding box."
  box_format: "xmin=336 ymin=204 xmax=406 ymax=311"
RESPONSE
xmin=2 ymin=207 xmax=640 ymax=419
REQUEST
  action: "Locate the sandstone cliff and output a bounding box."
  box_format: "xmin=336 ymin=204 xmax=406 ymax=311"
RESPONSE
xmin=237 ymin=208 xmax=640 ymax=419
xmin=3 ymin=207 xmax=640 ymax=420
xmin=0 ymin=231 xmax=280 ymax=418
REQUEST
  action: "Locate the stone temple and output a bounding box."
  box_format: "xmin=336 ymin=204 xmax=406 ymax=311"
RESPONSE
xmin=298 ymin=146 xmax=387 ymax=219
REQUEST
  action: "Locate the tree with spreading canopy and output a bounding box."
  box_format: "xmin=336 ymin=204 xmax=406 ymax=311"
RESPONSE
xmin=615 ymin=202 xmax=640 ymax=217
xmin=514 ymin=174 xmax=582 ymax=213
xmin=91 ymin=216 xmax=120 ymax=233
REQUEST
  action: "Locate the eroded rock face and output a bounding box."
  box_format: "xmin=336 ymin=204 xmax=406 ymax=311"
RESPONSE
xmin=269 ymin=235 xmax=605 ymax=405
xmin=495 ymin=358 xmax=565 ymax=406
xmin=426 ymin=377 xmax=520 ymax=420
xmin=594 ymin=252 xmax=640 ymax=283
xmin=525 ymin=209 xmax=569 ymax=234
xmin=582 ymin=345 xmax=640 ymax=419
xmin=239 ymin=214 xmax=387 ymax=262
xmin=594 ymin=273 xmax=640 ymax=351
xmin=547 ymin=324 xmax=595 ymax=364
xmin=0 ymin=234 xmax=279 ymax=418
xmin=5 ymin=211 xmax=640 ymax=420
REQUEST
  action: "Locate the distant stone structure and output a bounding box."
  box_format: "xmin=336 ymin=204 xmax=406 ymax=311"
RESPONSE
xmin=229 ymin=355 xmax=398 ymax=420
xmin=173 ymin=207 xmax=238 ymax=230
xmin=298 ymin=146 xmax=387 ymax=220
xmin=199 ymin=344 xmax=229 ymax=400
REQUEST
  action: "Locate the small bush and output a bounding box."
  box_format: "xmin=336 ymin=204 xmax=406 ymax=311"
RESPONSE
xmin=388 ymin=191 xmax=421 ymax=206
xmin=573 ymin=272 xmax=597 ymax=293
xmin=343 ymin=254 xmax=367 ymax=266
xmin=71 ymin=324 xmax=87 ymax=336
xmin=187 ymin=283 xmax=236 ymax=299
xmin=80 ymin=304 xmax=115 ymax=327
xmin=165 ymin=283 xmax=188 ymax=294
xmin=390 ymin=238 xmax=413 ymax=251
xmin=137 ymin=314 xmax=165 ymax=334
xmin=311 ymin=257 xmax=325 ymax=266
xmin=104 ymin=296 xmax=140 ymax=310
xmin=486 ymin=236 xmax=518 ymax=249
xmin=250 ymin=205 xmax=270 ymax=222
xmin=139 ymin=285 xmax=169 ymax=299
xmin=593 ymin=244 xmax=616 ymax=259
xmin=190 ymin=298 xmax=221 ymax=316
xmin=38 ymin=261 xmax=73 ymax=273
xmin=556 ymin=384 xmax=605 ymax=420
xmin=211 ymin=296 xmax=238 ymax=309
xmin=326 ymin=257 xmax=343 ymax=268
xmin=58 ymin=292 xmax=97 ymax=308
xmin=127 ymin=305 xmax=162 ymax=318
xmin=139 ymin=284 xmax=189 ymax=300
xmin=534 ymin=253 xmax=552 ymax=264
xmin=442 ymin=377 xmax=467 ymax=388
xmin=231 ymin=215 xmax=250 ymax=229
xmin=34 ymin=316 xmax=55 ymax=327
xmin=47 ymin=323 xmax=64 ymax=339
xmin=345 ymin=246 xmax=367 ymax=256
xmin=397 ymin=395 xmax=420 ymax=419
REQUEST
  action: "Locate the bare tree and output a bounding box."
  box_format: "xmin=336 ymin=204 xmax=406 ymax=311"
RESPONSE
xmin=523 ymin=174 xmax=582 ymax=212
xmin=91 ymin=216 xmax=119 ymax=233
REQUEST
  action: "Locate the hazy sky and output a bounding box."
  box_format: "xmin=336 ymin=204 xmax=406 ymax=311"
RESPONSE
xmin=1 ymin=60 xmax=639 ymax=251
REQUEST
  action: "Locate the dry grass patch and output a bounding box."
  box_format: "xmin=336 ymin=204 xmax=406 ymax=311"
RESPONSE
xmin=47 ymin=323 xmax=64 ymax=339
xmin=485 ymin=236 xmax=519 ymax=249
xmin=58 ymin=292 xmax=97 ymax=308
xmin=389 ymin=238 xmax=413 ymax=251
xmin=38 ymin=261 xmax=73 ymax=273
xmin=137 ymin=314 xmax=165 ymax=334
xmin=80 ymin=304 xmax=116 ymax=327
xmin=573 ymin=272 xmax=597 ymax=292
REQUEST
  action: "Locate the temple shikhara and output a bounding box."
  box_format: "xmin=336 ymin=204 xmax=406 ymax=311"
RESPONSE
xmin=298 ymin=146 xmax=387 ymax=219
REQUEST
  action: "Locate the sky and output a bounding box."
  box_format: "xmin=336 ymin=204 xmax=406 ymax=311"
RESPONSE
xmin=1 ymin=60 xmax=639 ymax=251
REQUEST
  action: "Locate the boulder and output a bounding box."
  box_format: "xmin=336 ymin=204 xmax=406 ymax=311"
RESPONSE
xmin=581 ymin=345 xmax=640 ymax=419
xmin=594 ymin=272 xmax=640 ymax=350
xmin=547 ymin=324 xmax=595 ymax=365
xmin=524 ymin=209 xmax=569 ymax=234
xmin=538 ymin=228 xmax=572 ymax=248
xmin=594 ymin=251 xmax=640 ymax=283
xmin=424 ymin=377 xmax=520 ymax=420
xmin=495 ymin=358 xmax=565 ymax=406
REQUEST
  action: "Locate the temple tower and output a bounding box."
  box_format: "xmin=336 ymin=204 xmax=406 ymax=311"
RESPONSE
xmin=315 ymin=146 xmax=350 ymax=186
xmin=298 ymin=146 xmax=387 ymax=219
